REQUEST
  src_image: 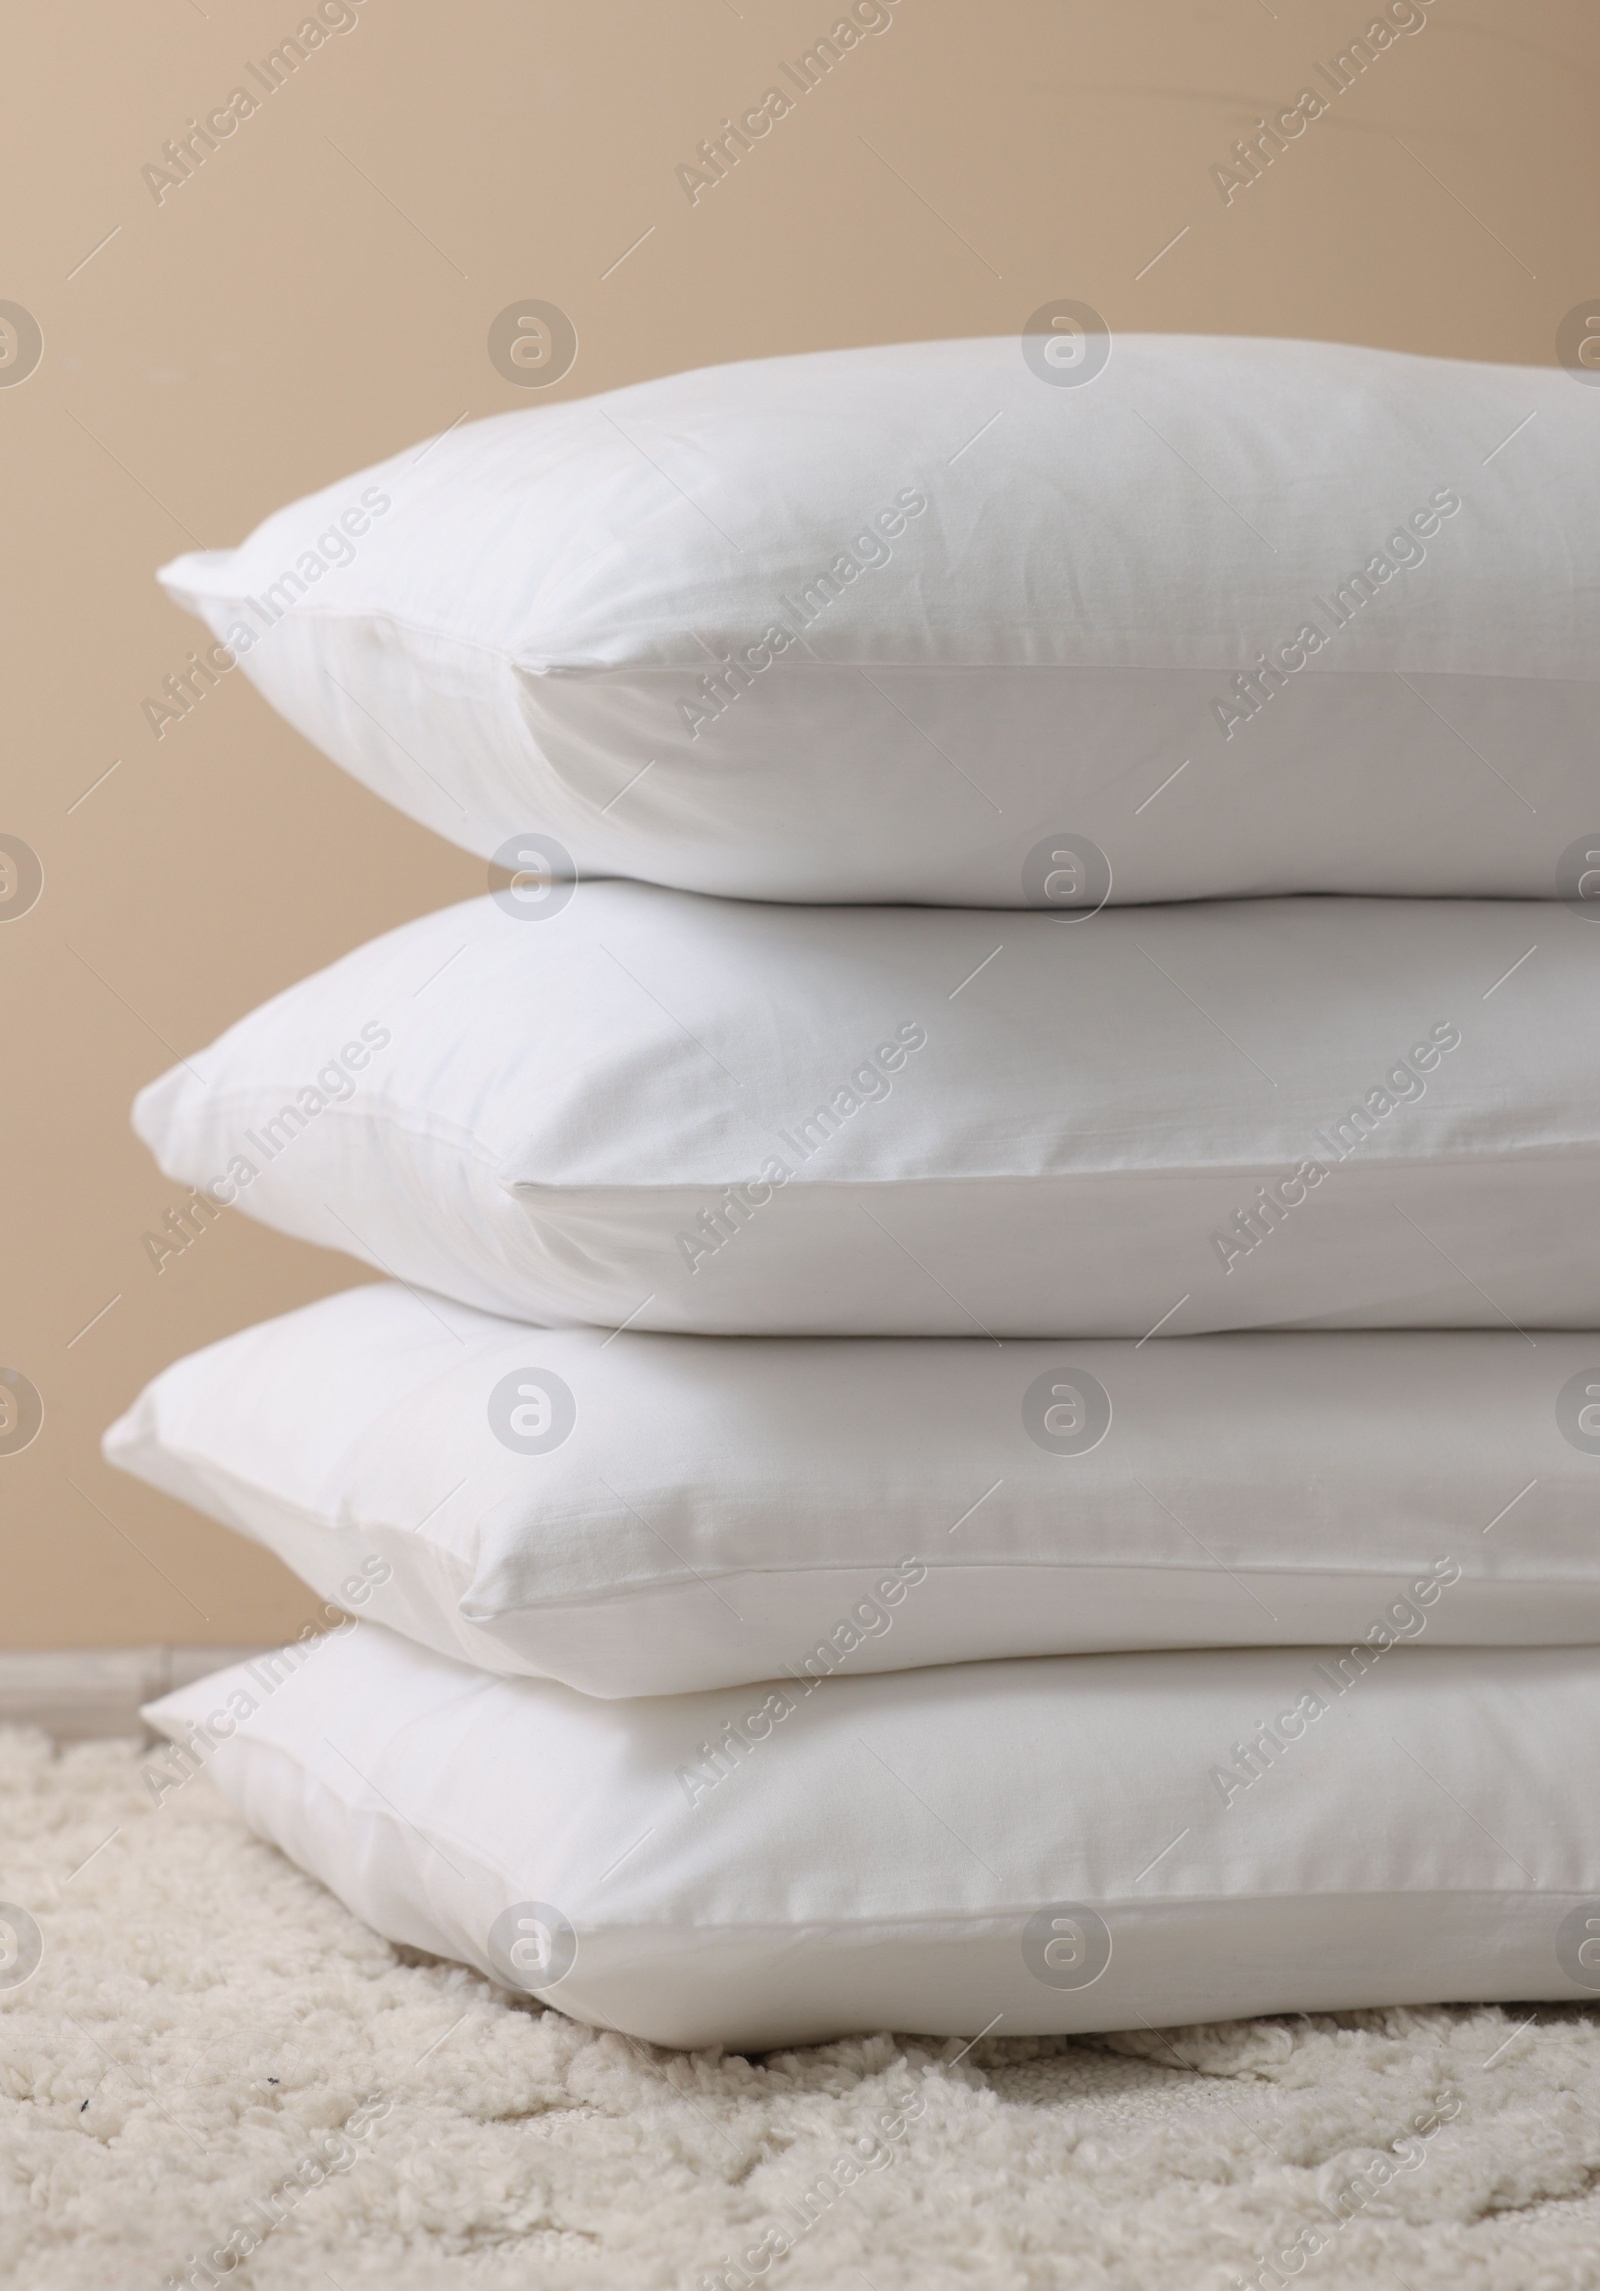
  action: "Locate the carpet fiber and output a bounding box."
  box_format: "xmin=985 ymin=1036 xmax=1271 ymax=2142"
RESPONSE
xmin=5 ymin=1726 xmax=1600 ymax=2290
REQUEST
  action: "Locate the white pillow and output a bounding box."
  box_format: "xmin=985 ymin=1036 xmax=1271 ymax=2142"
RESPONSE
xmin=155 ymin=335 xmax=1599 ymax=907
xmin=142 ymin=1622 xmax=1600 ymax=2049
xmin=131 ymin=883 xmax=1600 ymax=1337
xmin=107 ymin=1283 xmax=1600 ymax=1698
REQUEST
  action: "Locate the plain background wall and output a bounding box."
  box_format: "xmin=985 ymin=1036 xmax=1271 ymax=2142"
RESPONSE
xmin=3 ymin=0 xmax=1596 ymax=1648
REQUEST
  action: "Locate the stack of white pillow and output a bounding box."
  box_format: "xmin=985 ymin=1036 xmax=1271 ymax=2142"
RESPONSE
xmin=111 ymin=334 xmax=1600 ymax=2051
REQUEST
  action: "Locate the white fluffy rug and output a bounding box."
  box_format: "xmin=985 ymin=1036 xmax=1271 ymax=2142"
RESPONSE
xmin=5 ymin=1727 xmax=1600 ymax=2289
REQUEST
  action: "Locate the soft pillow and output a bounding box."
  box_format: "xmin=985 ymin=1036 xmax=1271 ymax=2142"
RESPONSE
xmin=108 ymin=1283 xmax=1600 ymax=1697
xmin=131 ymin=883 xmax=1600 ymax=1336
xmin=155 ymin=336 xmax=1599 ymax=907
xmin=143 ymin=1623 xmax=1600 ymax=2049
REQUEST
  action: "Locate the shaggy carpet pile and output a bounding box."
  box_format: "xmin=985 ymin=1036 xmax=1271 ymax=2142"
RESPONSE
xmin=4 ymin=1724 xmax=1600 ymax=2289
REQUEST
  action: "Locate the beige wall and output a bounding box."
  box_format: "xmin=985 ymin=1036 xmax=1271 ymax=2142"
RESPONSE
xmin=4 ymin=0 xmax=1596 ymax=1647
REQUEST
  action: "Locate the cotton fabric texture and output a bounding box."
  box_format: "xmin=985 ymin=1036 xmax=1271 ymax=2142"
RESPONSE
xmin=145 ymin=1623 xmax=1600 ymax=2051
xmin=108 ymin=1283 xmax=1600 ymax=1696
xmin=132 ymin=885 xmax=1600 ymax=1336
xmin=157 ymin=335 xmax=1597 ymax=906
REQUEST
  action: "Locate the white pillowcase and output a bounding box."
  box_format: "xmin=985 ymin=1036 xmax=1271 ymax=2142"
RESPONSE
xmin=107 ymin=1283 xmax=1600 ymax=1697
xmin=132 ymin=883 xmax=1600 ymax=1337
xmin=143 ymin=1622 xmax=1600 ymax=2049
xmin=156 ymin=335 xmax=1599 ymax=907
